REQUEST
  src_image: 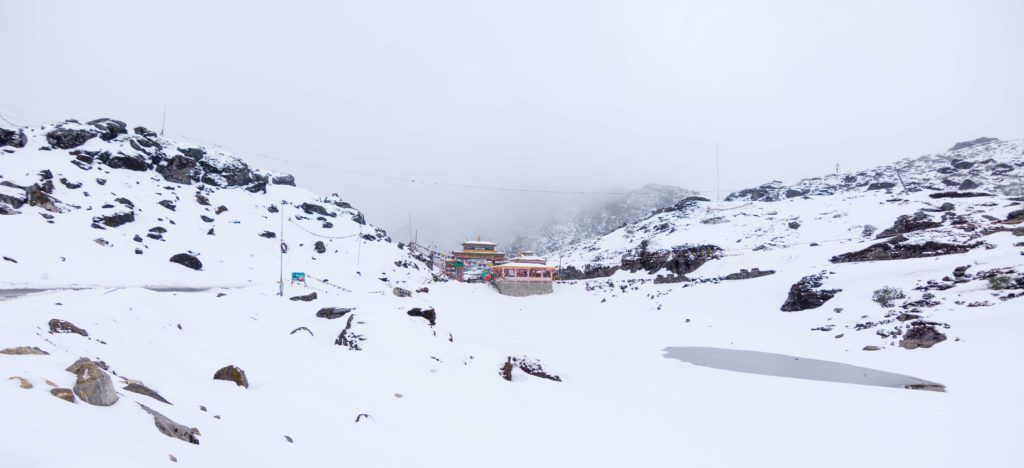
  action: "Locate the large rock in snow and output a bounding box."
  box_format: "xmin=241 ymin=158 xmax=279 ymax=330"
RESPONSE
xmin=213 ymin=365 xmax=249 ymax=388
xmin=780 ymin=273 xmax=841 ymax=312
xmin=0 ymin=127 xmax=27 ymax=148
xmin=169 ymin=253 xmax=203 ymax=270
xmin=46 ymin=125 xmax=96 ymax=149
xmin=67 ymin=358 xmax=119 ymax=406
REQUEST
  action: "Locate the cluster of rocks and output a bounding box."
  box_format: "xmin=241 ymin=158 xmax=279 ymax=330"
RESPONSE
xmin=724 ymin=137 xmax=1021 ymax=202
xmin=830 ymin=236 xmax=980 ymax=263
xmin=780 ymin=272 xmax=841 ymax=311
xmin=499 ymin=356 xmax=562 ymax=382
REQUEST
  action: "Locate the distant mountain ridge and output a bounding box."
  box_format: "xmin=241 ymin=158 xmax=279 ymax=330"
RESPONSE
xmin=505 ymin=183 xmax=697 ymax=255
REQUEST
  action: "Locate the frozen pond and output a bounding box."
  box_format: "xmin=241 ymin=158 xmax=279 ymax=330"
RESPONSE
xmin=663 ymin=346 xmax=945 ymax=391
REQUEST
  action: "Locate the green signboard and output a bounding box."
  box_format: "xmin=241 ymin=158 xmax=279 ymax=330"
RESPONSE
xmin=292 ymin=272 xmax=306 ymax=282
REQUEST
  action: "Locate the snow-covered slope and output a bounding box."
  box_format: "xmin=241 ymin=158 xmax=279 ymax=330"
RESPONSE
xmin=505 ymin=184 xmax=696 ymax=255
xmin=2 ymin=123 xmax=1024 ymax=467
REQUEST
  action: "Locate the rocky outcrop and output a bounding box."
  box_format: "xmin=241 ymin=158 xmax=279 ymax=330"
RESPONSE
xmin=316 ymin=307 xmax=353 ymax=319
xmin=780 ymin=273 xmax=841 ymax=311
xmin=622 ymin=242 xmax=721 ymax=276
xmin=0 ymin=127 xmax=27 ymax=148
xmin=169 ymin=253 xmax=202 ymax=270
xmin=46 ymin=125 xmax=96 ymax=149
xmin=87 ymin=118 xmax=128 ymax=141
xmin=392 ymin=287 xmax=412 ymax=298
xmin=300 ymin=202 xmax=335 ymax=217
xmin=558 ymin=264 xmax=619 ymax=280
xmin=830 ymin=238 xmax=978 ymax=263
xmin=158 ymin=155 xmax=199 ymax=184
xmin=899 ymin=322 xmax=947 ymax=349
xmin=949 ymin=137 xmax=999 ymax=152
xmin=0 ymin=346 xmax=49 ymax=355
xmin=67 ymin=358 xmax=118 ymax=406
xmin=139 ymin=403 xmax=200 ymax=444
xmin=213 ymin=365 xmax=249 ymax=388
xmin=92 ymin=211 xmax=135 ymax=228
xmin=49 ymin=319 xmax=88 ymax=336
xmin=875 ymin=212 xmax=941 ymax=238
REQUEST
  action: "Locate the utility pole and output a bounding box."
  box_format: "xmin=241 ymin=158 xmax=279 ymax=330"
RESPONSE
xmin=836 ymin=163 xmax=840 ymax=176
xmin=893 ymin=166 xmax=908 ymax=192
xmin=160 ymin=106 xmax=167 ymax=136
xmin=278 ymin=203 xmax=285 ymax=296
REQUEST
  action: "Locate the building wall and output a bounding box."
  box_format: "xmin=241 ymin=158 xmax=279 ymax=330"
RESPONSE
xmin=494 ymin=280 xmax=553 ymax=296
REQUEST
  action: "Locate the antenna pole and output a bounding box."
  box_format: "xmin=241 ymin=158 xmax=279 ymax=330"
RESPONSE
xmin=894 ymin=166 xmax=908 ymax=193
xmin=160 ymin=106 xmax=167 ymax=136
xmin=278 ymin=203 xmax=285 ymax=296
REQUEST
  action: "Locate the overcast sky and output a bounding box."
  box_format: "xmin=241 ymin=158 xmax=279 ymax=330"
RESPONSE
xmin=2 ymin=0 xmax=1022 ymax=248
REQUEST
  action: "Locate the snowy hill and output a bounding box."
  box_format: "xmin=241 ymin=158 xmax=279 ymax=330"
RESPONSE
xmin=2 ymin=122 xmax=1024 ymax=467
xmin=505 ymin=183 xmax=696 ymax=255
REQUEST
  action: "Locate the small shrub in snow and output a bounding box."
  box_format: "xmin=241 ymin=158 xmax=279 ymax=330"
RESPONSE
xmin=988 ymin=275 xmax=1015 ymax=290
xmin=872 ymin=286 xmax=905 ymax=308
xmin=861 ymin=224 xmax=877 ymax=237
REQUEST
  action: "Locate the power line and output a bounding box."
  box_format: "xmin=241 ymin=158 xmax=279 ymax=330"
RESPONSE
xmin=165 ymin=131 xmax=753 ymax=195
xmin=288 ymin=218 xmax=362 ymax=239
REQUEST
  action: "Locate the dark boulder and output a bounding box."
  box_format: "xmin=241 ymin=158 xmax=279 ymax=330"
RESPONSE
xmin=259 ymin=231 xmax=276 ymax=238
xmin=314 ymin=241 xmax=326 ymax=254
xmin=406 ymin=307 xmax=436 ymax=326
xmin=392 ymin=287 xmax=412 ymax=298
xmin=866 ymin=182 xmax=896 ymax=191
xmin=899 ymin=322 xmax=947 ymax=349
xmin=270 ymin=174 xmax=295 ymax=186
xmin=780 ymin=273 xmax=841 ymax=312
xmin=87 ymin=118 xmax=128 ymax=141
xmin=104 ymin=154 xmax=149 ymax=171
xmin=159 ymin=200 xmax=176 ymax=211
xmin=158 ymin=155 xmax=198 ymax=184
xmin=1007 ymin=209 xmax=1024 ymax=222
xmin=169 ymin=253 xmax=202 ymax=270
xmin=875 ymin=212 xmax=941 ymax=238
xmin=92 ymin=211 xmax=135 ymax=228
xmin=788 ymin=221 xmax=801 ymax=229
xmin=289 ymin=292 xmax=317 ymax=302
xmin=46 ymin=126 xmax=96 ymax=149
xmin=213 ymin=365 xmax=249 ymax=388
xmin=0 ymin=127 xmax=27 ymax=148
xmin=300 ymin=202 xmax=335 ymax=217
xmin=316 ymin=307 xmax=354 ymax=319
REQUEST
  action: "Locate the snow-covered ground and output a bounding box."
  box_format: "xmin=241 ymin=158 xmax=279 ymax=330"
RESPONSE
xmin=2 ymin=121 xmax=1023 ymax=467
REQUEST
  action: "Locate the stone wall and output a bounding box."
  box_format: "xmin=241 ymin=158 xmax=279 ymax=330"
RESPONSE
xmin=494 ymin=281 xmax=553 ymax=297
